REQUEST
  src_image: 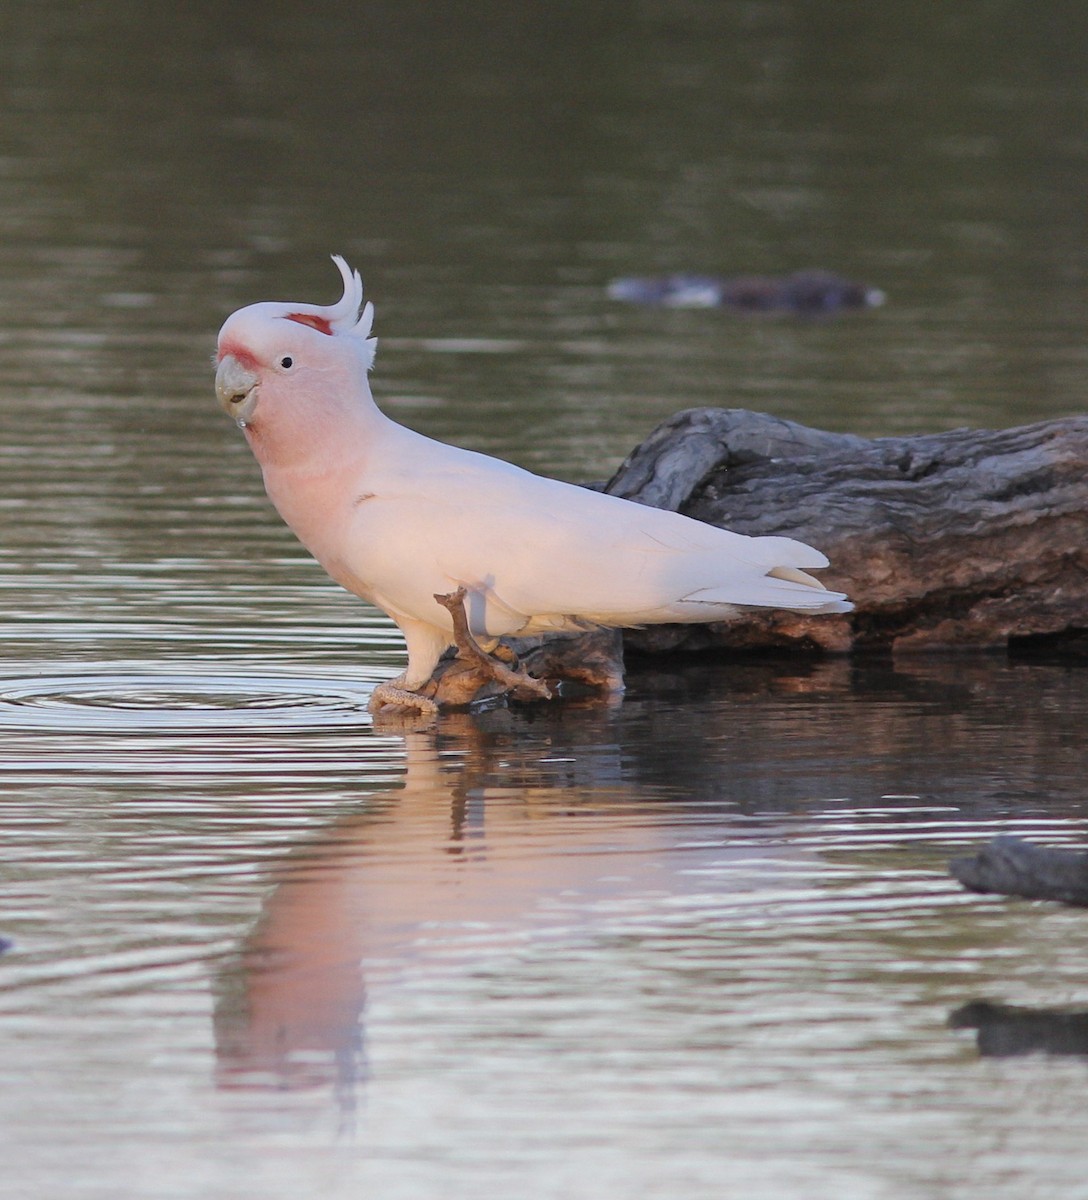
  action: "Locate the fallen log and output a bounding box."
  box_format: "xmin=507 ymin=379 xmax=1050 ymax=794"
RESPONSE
xmin=389 ymin=409 xmax=1088 ymax=712
xmin=604 ymin=408 xmax=1088 ymax=655
xmin=950 ymin=836 xmax=1088 ymax=907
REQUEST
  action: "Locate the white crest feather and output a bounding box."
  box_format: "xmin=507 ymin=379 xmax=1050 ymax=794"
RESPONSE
xmin=329 ymin=254 xmax=377 ymax=369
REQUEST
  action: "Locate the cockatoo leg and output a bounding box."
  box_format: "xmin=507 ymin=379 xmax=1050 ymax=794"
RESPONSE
xmin=368 ymin=596 xmax=551 ymax=714
xmin=368 ymin=616 xmax=452 ymax=715
xmin=434 ymin=588 xmax=551 ymax=702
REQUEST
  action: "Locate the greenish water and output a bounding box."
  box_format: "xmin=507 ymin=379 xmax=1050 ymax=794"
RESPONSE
xmin=2 ymin=3 xmax=1088 ymax=1197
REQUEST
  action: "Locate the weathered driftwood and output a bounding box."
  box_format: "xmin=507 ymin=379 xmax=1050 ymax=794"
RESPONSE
xmin=950 ymin=835 xmax=1088 ymax=907
xmin=604 ymin=408 xmax=1088 ymax=655
xmin=379 ymin=408 xmax=1088 ymax=712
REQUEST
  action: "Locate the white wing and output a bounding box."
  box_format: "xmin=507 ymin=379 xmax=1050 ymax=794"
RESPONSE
xmin=337 ymin=431 xmax=848 ymax=638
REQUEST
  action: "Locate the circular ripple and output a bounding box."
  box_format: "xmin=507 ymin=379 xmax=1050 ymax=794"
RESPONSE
xmin=0 ymin=673 xmax=373 ymax=733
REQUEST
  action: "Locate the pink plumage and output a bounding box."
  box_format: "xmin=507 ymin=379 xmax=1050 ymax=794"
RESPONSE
xmin=215 ymin=258 xmax=851 ymax=709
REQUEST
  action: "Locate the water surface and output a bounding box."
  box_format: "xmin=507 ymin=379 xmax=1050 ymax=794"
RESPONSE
xmin=2 ymin=3 xmax=1088 ymax=1198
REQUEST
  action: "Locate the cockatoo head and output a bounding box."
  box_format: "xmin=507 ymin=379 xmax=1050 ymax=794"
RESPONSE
xmin=214 ymin=257 xmax=378 ymax=461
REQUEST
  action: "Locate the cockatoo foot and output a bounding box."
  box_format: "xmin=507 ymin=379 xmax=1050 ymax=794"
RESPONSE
xmin=367 ymin=682 xmax=440 ymax=717
xmin=370 ymin=591 xmax=555 ymax=716
xmin=434 ymin=588 xmax=552 ymax=704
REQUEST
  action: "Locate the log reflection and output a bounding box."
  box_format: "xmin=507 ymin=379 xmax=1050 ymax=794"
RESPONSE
xmin=208 ymin=654 xmax=1088 ymax=1108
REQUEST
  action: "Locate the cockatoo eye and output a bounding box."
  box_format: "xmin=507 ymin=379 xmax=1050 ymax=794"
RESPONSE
xmin=279 ymin=356 xmax=294 ymax=369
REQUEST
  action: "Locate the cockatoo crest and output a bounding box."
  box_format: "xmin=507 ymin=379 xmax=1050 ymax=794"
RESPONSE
xmin=280 ymin=255 xmax=377 ymax=370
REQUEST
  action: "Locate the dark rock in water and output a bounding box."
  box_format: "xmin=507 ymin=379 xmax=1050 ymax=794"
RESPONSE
xmin=607 ymin=269 xmax=885 ymax=314
xmin=0 ymin=937 xmax=12 ymax=955
xmin=950 ymin=1000 xmax=1088 ymax=1057
xmin=604 ymin=408 xmax=1088 ymax=655
xmin=950 ymin=836 xmax=1088 ymax=906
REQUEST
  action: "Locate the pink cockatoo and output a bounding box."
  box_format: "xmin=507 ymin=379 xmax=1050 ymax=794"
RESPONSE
xmin=215 ymin=258 xmax=851 ymax=713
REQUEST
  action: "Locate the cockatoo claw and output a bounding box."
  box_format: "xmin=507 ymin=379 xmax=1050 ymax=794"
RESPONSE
xmin=434 ymin=588 xmax=552 ymax=703
xmin=367 ymin=682 xmax=440 ymax=717
xmin=367 ymin=589 xmax=551 ymax=717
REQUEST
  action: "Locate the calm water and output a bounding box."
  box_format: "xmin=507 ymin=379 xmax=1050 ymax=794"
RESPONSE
xmin=3 ymin=3 xmax=1088 ymax=1197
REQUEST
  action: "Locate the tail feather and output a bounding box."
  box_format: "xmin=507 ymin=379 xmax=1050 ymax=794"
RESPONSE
xmin=746 ymin=535 xmax=830 ymax=571
xmin=681 ymin=573 xmax=852 ymax=615
xmin=767 ymin=564 xmax=827 ymax=589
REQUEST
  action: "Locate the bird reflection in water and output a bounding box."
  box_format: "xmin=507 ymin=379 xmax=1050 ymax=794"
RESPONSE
xmin=207 ymin=655 xmax=1085 ymax=1117
xmin=210 ymin=706 xmax=695 ymax=1116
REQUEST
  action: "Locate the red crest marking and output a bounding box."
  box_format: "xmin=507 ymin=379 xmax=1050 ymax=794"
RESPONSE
xmin=286 ymin=312 xmax=334 ymax=335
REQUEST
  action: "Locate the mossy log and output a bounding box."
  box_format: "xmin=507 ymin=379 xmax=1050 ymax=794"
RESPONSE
xmin=604 ymin=408 xmax=1088 ymax=655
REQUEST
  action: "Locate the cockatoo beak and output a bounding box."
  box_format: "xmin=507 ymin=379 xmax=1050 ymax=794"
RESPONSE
xmin=215 ymin=354 xmax=260 ymax=426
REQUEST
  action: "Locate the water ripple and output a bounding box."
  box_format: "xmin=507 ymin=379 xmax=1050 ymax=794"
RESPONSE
xmin=0 ymin=672 xmax=373 ymax=734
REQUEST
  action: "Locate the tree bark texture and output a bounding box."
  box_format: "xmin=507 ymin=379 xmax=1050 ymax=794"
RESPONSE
xmin=603 ymin=408 xmax=1088 ymax=655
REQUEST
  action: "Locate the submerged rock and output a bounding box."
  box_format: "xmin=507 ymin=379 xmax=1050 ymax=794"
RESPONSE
xmin=950 ymin=1000 xmax=1088 ymax=1057
xmin=950 ymin=836 xmax=1088 ymax=906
